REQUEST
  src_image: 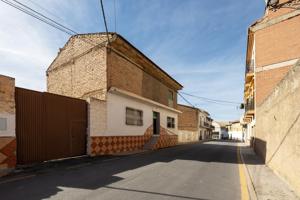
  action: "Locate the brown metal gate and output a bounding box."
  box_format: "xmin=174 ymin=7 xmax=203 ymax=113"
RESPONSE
xmin=16 ymin=87 xmax=87 ymax=165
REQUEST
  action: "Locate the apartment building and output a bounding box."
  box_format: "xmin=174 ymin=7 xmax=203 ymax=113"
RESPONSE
xmin=243 ymin=0 xmax=300 ymax=143
xmin=47 ymin=33 xmax=183 ymax=155
xmin=199 ymin=110 xmax=213 ymax=140
xmin=177 ymin=104 xmax=213 ymax=142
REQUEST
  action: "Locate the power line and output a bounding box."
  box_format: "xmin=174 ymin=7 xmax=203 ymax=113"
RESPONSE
xmin=99 ymin=0 xmax=110 ymax=44
xmin=180 ymin=91 xmax=242 ymax=105
xmin=177 ymin=92 xmax=195 ymax=108
xmin=113 ymin=0 xmax=117 ymax=33
xmin=1 ymin=0 xmax=100 ymax=47
xmin=12 ymin=0 xmax=77 ymax=34
xmin=26 ymin=0 xmax=68 ymax=25
xmin=1 ymin=0 xmax=73 ymax=35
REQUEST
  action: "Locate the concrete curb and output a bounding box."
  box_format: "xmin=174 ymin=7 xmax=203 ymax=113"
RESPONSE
xmin=239 ymin=144 xmax=258 ymax=200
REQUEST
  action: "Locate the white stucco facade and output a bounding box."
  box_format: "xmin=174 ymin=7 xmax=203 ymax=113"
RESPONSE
xmin=212 ymin=121 xmax=221 ymax=139
xmin=88 ymin=87 xmax=180 ymax=137
xmin=0 ymin=113 xmax=15 ymax=137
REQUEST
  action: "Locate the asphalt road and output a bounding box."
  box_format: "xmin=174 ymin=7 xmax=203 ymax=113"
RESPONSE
xmin=0 ymin=141 xmax=242 ymax=200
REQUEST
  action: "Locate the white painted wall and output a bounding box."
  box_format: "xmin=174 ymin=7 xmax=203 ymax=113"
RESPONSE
xmin=212 ymin=121 xmax=221 ymax=139
xmin=178 ymin=130 xmax=199 ymax=143
xmin=90 ymin=92 xmax=179 ymax=137
xmin=0 ymin=113 xmax=15 ymax=137
xmin=228 ymin=131 xmax=244 ymax=141
xmin=88 ymin=98 xmax=107 ymax=136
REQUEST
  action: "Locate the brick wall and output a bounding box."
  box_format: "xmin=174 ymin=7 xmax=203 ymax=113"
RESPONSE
xmin=107 ymin=37 xmax=179 ymax=108
xmin=0 ymin=75 xmax=16 ymax=176
xmin=265 ymin=0 xmax=298 ymax=20
xmin=255 ymin=15 xmax=300 ymax=67
xmin=47 ymin=34 xmax=181 ymax=109
xmin=177 ymin=105 xmax=199 ymax=132
xmin=254 ymin=14 xmax=300 ymax=105
xmin=47 ymin=34 xmax=108 ymax=101
xmin=256 ymin=66 xmax=291 ymax=105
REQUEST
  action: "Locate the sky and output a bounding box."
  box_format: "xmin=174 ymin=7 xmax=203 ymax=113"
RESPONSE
xmin=0 ymin=0 xmax=265 ymax=121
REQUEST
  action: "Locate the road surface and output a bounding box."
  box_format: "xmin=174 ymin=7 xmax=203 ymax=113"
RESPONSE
xmin=0 ymin=141 xmax=243 ymax=200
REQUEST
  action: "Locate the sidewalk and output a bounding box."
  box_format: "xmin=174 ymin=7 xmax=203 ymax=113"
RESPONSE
xmin=240 ymin=144 xmax=299 ymax=200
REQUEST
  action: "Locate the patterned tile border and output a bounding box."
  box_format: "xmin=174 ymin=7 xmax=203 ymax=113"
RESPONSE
xmin=0 ymin=137 xmax=16 ymax=176
xmin=153 ymin=127 xmax=178 ymax=150
xmin=89 ymin=126 xmax=178 ymax=156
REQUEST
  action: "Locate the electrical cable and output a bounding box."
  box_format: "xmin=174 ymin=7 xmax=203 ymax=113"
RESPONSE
xmin=99 ymin=0 xmax=110 ymax=44
xmin=180 ymin=91 xmax=242 ymax=105
xmin=1 ymin=0 xmax=104 ymax=46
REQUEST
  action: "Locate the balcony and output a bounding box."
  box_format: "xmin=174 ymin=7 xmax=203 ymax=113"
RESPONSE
xmin=200 ymin=121 xmax=211 ymax=129
xmin=245 ymin=97 xmax=254 ymax=116
xmin=206 ymin=117 xmax=213 ymax=122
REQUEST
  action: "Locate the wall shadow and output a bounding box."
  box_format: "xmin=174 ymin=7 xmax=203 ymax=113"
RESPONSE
xmin=253 ymin=138 xmax=267 ymax=163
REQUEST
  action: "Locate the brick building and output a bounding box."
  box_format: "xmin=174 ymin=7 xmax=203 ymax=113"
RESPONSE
xmin=177 ymin=104 xmax=213 ymax=143
xmin=47 ymin=33 xmax=183 ymax=155
xmin=243 ymin=0 xmax=300 ymax=143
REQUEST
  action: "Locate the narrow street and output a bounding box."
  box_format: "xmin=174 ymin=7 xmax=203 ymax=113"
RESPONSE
xmin=0 ymin=141 xmax=242 ymax=200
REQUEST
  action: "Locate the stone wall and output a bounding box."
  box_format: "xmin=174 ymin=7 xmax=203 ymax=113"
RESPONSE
xmin=47 ymin=34 xmax=108 ymax=101
xmin=255 ymin=60 xmax=300 ymax=196
xmin=0 ymin=75 xmax=16 ymax=176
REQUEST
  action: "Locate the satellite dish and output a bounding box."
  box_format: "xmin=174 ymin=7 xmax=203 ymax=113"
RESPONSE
xmin=267 ymin=0 xmax=279 ymax=6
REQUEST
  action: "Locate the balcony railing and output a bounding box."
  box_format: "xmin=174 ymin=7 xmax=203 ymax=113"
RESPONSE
xmin=206 ymin=117 xmax=213 ymax=122
xmin=245 ymin=97 xmax=254 ymax=113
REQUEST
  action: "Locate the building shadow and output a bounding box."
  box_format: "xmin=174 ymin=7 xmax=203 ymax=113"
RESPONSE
xmin=252 ymin=138 xmax=267 ymax=163
xmin=0 ymin=141 xmax=263 ymax=200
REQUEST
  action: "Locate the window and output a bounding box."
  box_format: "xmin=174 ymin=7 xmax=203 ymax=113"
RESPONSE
xmin=0 ymin=118 xmax=7 ymax=131
xmin=168 ymin=90 xmax=174 ymax=107
xmin=167 ymin=117 xmax=175 ymax=128
xmin=126 ymin=107 xmax=143 ymax=126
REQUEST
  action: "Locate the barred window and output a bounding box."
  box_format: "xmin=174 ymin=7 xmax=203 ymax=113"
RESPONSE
xmin=126 ymin=107 xmax=143 ymax=126
xmin=167 ymin=117 xmax=175 ymax=128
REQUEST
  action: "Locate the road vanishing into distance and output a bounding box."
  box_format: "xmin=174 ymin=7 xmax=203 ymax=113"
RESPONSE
xmin=0 ymin=141 xmax=244 ymax=200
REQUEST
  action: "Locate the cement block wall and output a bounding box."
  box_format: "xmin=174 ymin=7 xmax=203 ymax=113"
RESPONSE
xmin=0 ymin=75 xmax=16 ymax=176
xmin=255 ymin=60 xmax=300 ymax=196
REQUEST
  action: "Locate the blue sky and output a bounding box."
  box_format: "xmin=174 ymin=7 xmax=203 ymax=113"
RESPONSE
xmin=0 ymin=0 xmax=265 ymax=121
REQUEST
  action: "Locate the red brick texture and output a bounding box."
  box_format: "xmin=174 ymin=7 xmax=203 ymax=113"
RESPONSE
xmin=255 ymin=15 xmax=300 ymax=68
xmin=256 ymin=66 xmax=291 ymax=105
xmin=0 ymin=137 xmax=16 ymax=171
xmin=89 ymin=126 xmax=178 ymax=156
